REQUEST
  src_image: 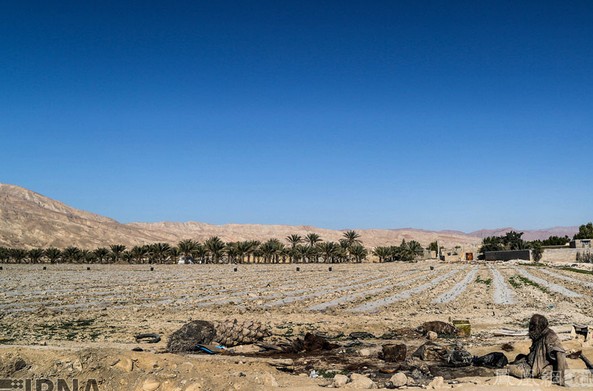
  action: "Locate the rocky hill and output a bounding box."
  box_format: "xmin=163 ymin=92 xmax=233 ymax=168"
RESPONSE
xmin=0 ymin=183 xmax=577 ymax=249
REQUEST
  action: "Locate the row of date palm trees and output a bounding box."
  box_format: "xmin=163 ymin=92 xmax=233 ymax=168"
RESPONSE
xmin=0 ymin=231 xmax=417 ymax=264
xmin=371 ymin=239 xmax=425 ymax=262
xmin=0 ymin=232 xmax=428 ymax=265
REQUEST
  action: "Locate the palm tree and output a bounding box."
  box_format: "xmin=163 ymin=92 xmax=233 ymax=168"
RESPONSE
xmin=349 ymin=244 xmax=368 ymax=263
xmin=169 ymin=246 xmax=180 ymax=264
xmin=204 ymin=236 xmax=226 ymax=263
xmin=9 ymin=248 xmax=27 ymax=263
xmin=343 ymin=230 xmax=362 ymax=247
xmin=121 ymin=250 xmax=134 ymax=264
xmin=260 ymin=239 xmax=283 ymax=263
xmin=372 ymin=246 xmax=391 ymax=263
xmin=408 ymin=240 xmax=424 ymax=259
xmin=0 ymin=247 xmax=10 ymax=263
xmin=246 ymin=240 xmax=260 ymax=263
xmin=235 ymin=241 xmax=252 ymax=264
xmin=28 ymin=248 xmax=45 ymax=264
xmin=130 ymin=246 xmax=149 ymax=264
xmin=79 ymin=249 xmax=94 ymax=263
xmin=177 ymin=239 xmax=198 ymax=263
xmin=93 ymin=247 xmax=110 ymax=264
xmin=286 ymin=234 xmax=303 ymax=263
xmin=305 ymin=233 xmax=322 ymax=247
xmin=293 ymin=244 xmax=314 ymax=263
xmin=192 ymin=243 xmax=208 ymax=264
xmin=62 ymin=247 xmax=82 ymax=263
xmin=110 ymin=245 xmax=126 ymax=263
xmin=225 ymin=242 xmax=240 ymax=264
xmin=44 ymin=247 xmax=62 ymax=264
xmin=305 ymin=233 xmax=322 ymax=261
xmin=317 ymin=242 xmax=339 ymax=263
xmin=149 ymin=243 xmax=172 ymax=264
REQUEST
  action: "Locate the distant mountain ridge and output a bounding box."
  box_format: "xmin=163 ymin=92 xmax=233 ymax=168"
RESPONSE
xmin=0 ymin=183 xmax=579 ymax=249
xmin=468 ymin=227 xmax=578 ymax=241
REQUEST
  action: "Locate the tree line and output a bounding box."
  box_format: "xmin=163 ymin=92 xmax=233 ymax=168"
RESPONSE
xmin=0 ymin=230 xmax=426 ymax=264
xmin=0 ymin=230 xmax=432 ymax=265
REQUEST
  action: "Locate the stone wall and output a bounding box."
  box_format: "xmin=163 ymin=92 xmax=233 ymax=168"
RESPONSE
xmin=541 ymin=248 xmax=586 ymax=263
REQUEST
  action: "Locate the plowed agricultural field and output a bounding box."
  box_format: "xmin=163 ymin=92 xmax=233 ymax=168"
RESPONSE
xmin=2 ymin=260 xmax=593 ymax=345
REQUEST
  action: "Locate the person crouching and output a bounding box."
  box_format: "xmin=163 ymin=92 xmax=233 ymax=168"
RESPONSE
xmin=508 ymin=314 xmax=567 ymax=386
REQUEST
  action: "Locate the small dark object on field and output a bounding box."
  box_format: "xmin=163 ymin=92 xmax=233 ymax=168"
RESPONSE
xmin=87 ymin=267 xmax=90 ymax=270
xmin=501 ymin=343 xmax=514 ymax=352
xmin=328 ymin=267 xmax=332 ymax=271
xmin=131 ymin=347 xmax=143 ymax=352
xmin=150 ymin=267 xmax=154 ymax=271
xmin=234 ymin=267 xmax=238 ymax=272
xmin=43 ymin=266 xmax=46 ymax=270
xmin=296 ymin=267 xmax=300 ymax=271
xmin=473 ymin=352 xmax=509 ymax=368
xmin=135 ymin=333 xmax=161 ymax=344
xmin=430 ymin=266 xmax=435 ymax=270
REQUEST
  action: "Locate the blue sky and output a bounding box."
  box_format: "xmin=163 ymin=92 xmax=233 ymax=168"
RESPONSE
xmin=1 ymin=1 xmax=592 ymax=232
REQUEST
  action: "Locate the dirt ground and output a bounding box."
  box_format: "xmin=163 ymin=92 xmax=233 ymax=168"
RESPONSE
xmin=1 ymin=260 xmax=593 ymax=390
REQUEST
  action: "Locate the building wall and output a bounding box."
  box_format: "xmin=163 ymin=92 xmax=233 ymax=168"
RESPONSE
xmin=571 ymin=239 xmax=593 ymax=249
xmin=440 ymin=247 xmax=478 ymax=262
xmin=484 ymin=250 xmax=531 ymax=261
xmin=541 ymin=247 xmax=588 ymax=263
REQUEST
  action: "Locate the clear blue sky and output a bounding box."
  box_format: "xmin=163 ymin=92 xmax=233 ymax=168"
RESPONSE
xmin=1 ymin=1 xmax=592 ymax=232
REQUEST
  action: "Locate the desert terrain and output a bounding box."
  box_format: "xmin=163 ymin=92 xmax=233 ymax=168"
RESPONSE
xmin=0 ymin=184 xmax=579 ymax=250
xmin=1 ymin=260 xmax=593 ymax=390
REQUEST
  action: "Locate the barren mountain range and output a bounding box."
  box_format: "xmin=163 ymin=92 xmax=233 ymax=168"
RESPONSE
xmin=0 ymin=183 xmax=579 ymax=249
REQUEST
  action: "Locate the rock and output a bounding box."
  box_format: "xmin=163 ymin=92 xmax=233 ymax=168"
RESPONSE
xmin=72 ymin=359 xmax=83 ymax=372
xmin=412 ymin=342 xmax=448 ymax=361
xmin=359 ymin=348 xmax=372 ymax=357
xmin=114 ymin=357 xmax=133 ymax=372
xmin=428 ymin=376 xmax=444 ymax=389
xmin=333 ymin=374 xmax=349 ymax=387
xmin=427 ymin=331 xmax=438 ymax=341
xmin=381 ymin=344 xmax=407 ymax=362
xmin=346 ymin=374 xmax=377 ymax=389
xmin=447 ymin=346 xmax=473 ymax=367
xmin=232 ymin=344 xmax=261 ymax=354
xmin=262 ymin=373 xmax=279 ymax=387
xmin=389 ymin=373 xmax=408 ymax=387
xmin=142 ymin=378 xmax=161 ymax=391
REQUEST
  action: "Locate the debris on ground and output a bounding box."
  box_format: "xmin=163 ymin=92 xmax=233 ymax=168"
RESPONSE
xmin=380 ymin=343 xmax=407 ymax=362
xmin=416 ymin=321 xmax=459 ymax=337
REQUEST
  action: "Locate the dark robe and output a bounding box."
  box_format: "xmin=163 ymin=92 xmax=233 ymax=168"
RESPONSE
xmin=527 ymin=314 xmax=566 ymax=378
xmin=510 ymin=314 xmax=567 ymax=386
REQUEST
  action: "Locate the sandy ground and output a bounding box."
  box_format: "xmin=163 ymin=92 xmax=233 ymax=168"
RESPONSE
xmin=1 ymin=260 xmax=593 ymax=390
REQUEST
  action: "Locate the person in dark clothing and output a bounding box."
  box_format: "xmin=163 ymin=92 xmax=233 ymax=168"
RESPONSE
xmin=508 ymin=314 xmax=567 ymax=386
